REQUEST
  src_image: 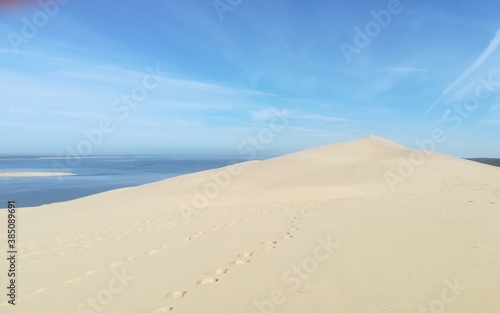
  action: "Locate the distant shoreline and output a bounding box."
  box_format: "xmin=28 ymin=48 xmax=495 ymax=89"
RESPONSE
xmin=0 ymin=172 xmax=75 ymax=177
xmin=468 ymin=158 xmax=500 ymax=168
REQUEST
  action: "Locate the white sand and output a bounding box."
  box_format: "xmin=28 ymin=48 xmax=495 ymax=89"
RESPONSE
xmin=0 ymin=172 xmax=74 ymax=177
xmin=1 ymin=136 xmax=499 ymax=312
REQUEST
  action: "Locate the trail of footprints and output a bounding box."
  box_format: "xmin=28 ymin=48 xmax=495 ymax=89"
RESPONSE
xmin=23 ymin=199 xmax=333 ymax=310
xmin=20 ymin=215 xmax=182 ymax=265
xmin=63 ymin=244 xmax=168 ymax=288
xmin=148 ymin=199 xmax=333 ymax=311
xmin=149 ymin=251 xmax=254 ymax=311
xmin=21 ymin=201 xmax=318 ymax=263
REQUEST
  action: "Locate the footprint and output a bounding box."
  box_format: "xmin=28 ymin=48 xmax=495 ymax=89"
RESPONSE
xmin=84 ymin=270 xmax=97 ymax=276
xmin=33 ymin=288 xmax=47 ymax=294
xmin=260 ymin=241 xmax=277 ymax=250
xmin=262 ymin=246 xmax=276 ymax=250
xmin=64 ymin=277 xmax=82 ymax=284
xmin=166 ymin=290 xmax=187 ymax=299
xmin=231 ymin=259 xmax=251 ymax=266
xmin=125 ymin=256 xmax=136 ymax=261
xmin=107 ymin=262 xmax=123 ymax=268
xmin=214 ymin=268 xmax=228 ymax=275
xmin=146 ymin=250 xmax=160 ymax=255
xmin=150 ymin=306 xmax=173 ymax=312
xmin=204 ymin=268 xmax=229 ymax=276
xmin=192 ymin=231 xmax=205 ymax=238
xmin=180 ymin=238 xmax=191 ymax=244
xmin=238 ymin=252 xmax=254 ymax=258
xmin=197 ymin=277 xmax=219 ymax=285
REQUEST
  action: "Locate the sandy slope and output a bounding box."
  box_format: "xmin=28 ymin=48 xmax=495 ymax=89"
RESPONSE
xmin=1 ymin=136 xmax=499 ymax=313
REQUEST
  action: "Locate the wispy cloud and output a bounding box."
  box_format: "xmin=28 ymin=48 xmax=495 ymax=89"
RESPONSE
xmin=251 ymin=108 xmax=289 ymax=120
xmin=162 ymin=76 xmax=277 ymax=97
xmin=294 ymin=112 xmax=347 ymax=122
xmin=284 ymin=126 xmax=359 ymax=139
xmin=388 ymin=67 xmax=426 ymax=73
xmin=426 ymin=29 xmax=500 ymax=114
xmin=491 ymin=103 xmax=500 ymax=112
xmin=441 ymin=29 xmax=500 ymax=97
xmin=50 ymin=111 xmax=103 ymax=118
xmin=251 ymin=108 xmax=346 ymax=123
xmin=287 ymin=126 xmax=322 ymax=133
xmin=312 ymin=131 xmax=356 ymax=138
xmin=357 ymin=106 xmax=392 ymax=114
xmin=7 ymin=108 xmax=35 ymax=115
xmin=0 ymin=48 xmax=43 ymax=58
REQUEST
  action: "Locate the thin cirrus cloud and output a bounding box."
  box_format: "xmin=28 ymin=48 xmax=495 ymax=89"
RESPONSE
xmin=50 ymin=111 xmax=103 ymax=119
xmin=251 ymin=108 xmax=347 ymax=123
xmin=426 ymin=29 xmax=500 ymax=114
xmin=441 ymin=29 xmax=500 ymax=97
xmin=294 ymin=113 xmax=347 ymax=123
xmin=6 ymin=108 xmax=34 ymax=115
xmin=388 ymin=67 xmax=426 ymax=73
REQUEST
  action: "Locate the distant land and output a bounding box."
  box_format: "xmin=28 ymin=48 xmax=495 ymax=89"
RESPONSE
xmin=469 ymin=158 xmax=500 ymax=168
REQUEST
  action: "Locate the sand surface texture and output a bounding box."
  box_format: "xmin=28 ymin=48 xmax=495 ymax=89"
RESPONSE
xmin=1 ymin=136 xmax=499 ymax=313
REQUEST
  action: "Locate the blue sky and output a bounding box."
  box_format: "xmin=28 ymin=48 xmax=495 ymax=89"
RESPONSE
xmin=0 ymin=0 xmax=499 ymax=157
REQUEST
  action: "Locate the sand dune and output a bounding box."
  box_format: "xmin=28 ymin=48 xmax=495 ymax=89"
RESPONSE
xmin=1 ymin=136 xmax=499 ymax=313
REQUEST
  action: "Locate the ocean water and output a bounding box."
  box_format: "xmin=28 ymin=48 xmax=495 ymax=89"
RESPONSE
xmin=0 ymin=155 xmax=253 ymax=208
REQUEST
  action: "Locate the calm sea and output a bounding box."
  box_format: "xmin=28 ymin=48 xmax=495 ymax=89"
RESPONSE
xmin=0 ymin=155 xmax=259 ymax=208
